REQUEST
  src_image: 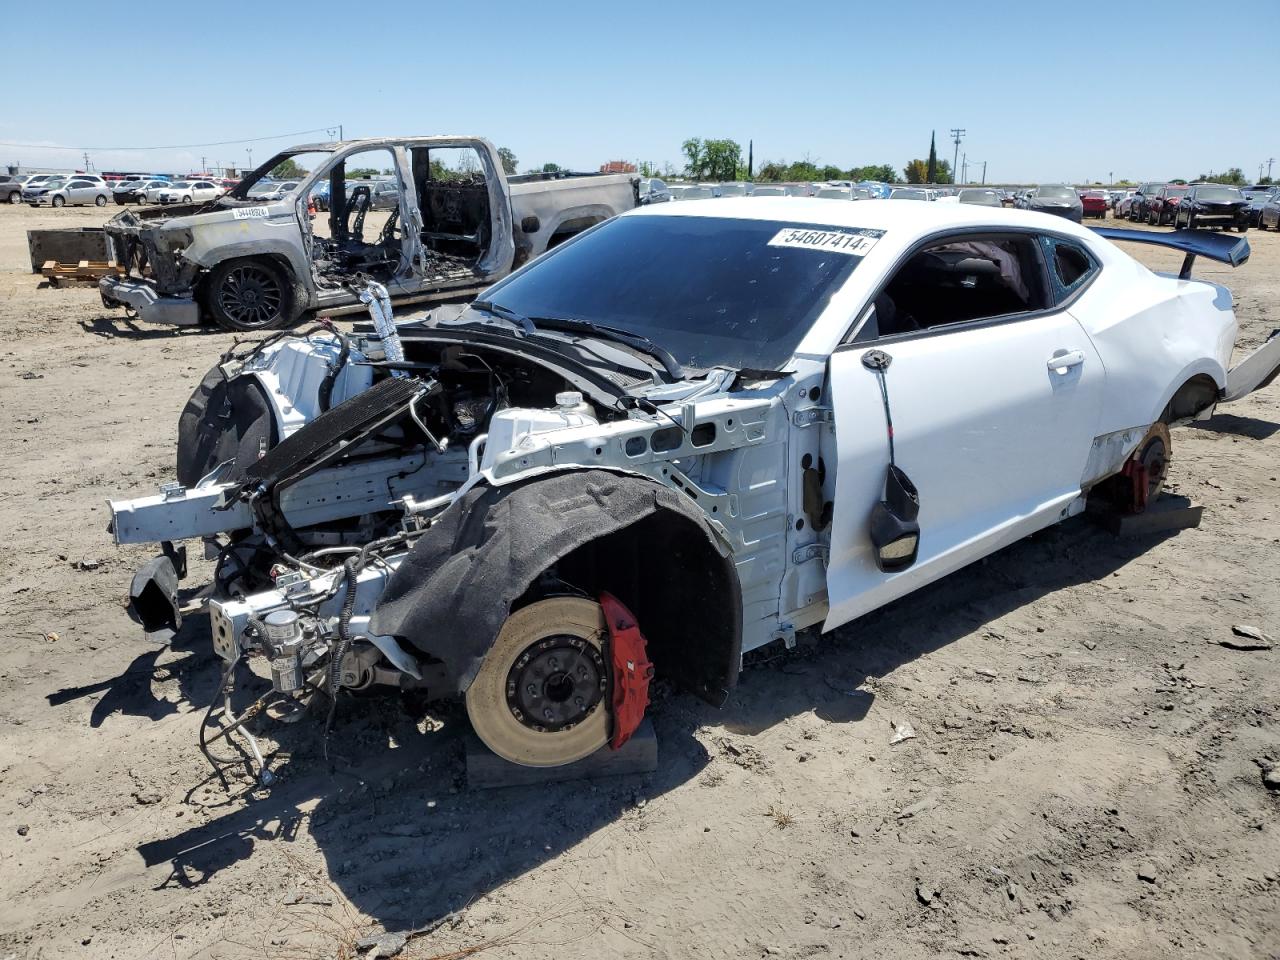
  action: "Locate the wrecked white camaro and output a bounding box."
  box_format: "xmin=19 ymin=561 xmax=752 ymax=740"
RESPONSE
xmin=110 ymin=199 xmax=1280 ymax=773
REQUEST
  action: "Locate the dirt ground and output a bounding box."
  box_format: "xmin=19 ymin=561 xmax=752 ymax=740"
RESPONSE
xmin=0 ymin=201 xmax=1277 ymax=960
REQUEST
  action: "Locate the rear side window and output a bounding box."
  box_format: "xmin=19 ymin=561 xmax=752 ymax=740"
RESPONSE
xmin=1041 ymin=237 xmax=1098 ymax=301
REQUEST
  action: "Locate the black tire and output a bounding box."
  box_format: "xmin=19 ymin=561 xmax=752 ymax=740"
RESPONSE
xmin=205 ymin=258 xmax=293 ymax=332
xmin=1237 ymin=224 xmax=1248 ymax=233
xmin=51 ymin=195 xmax=64 ymax=208
xmin=6 ymin=190 xmax=19 ymax=204
xmin=94 ymin=195 xmax=106 ymax=207
xmin=182 ymin=195 xmax=192 ymax=203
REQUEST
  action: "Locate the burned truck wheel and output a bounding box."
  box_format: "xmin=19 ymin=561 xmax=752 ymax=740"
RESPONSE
xmin=206 ymin=258 xmax=293 ymax=332
xmin=465 ymin=597 xmax=610 ymax=768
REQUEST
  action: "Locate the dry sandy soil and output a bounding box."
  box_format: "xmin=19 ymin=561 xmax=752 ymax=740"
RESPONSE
xmin=0 ymin=201 xmax=1278 ymax=960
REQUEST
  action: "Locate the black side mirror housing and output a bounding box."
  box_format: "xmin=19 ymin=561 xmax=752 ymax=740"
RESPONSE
xmin=869 ymin=465 xmax=921 ymax=572
xmin=521 ymin=215 xmax=541 ymax=234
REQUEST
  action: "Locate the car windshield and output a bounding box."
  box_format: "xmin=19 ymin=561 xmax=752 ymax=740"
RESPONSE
xmin=170 ymin=181 xmax=190 ymax=188
xmin=1036 ymin=185 xmax=1076 ymax=199
xmin=1196 ymin=186 xmax=1240 ymax=201
xmin=474 ymin=215 xmax=870 ymax=371
xmin=891 ymin=189 xmax=927 ymax=200
xmin=247 ymin=182 xmax=279 ymax=196
xmin=1166 ymin=186 xmax=1189 ymax=196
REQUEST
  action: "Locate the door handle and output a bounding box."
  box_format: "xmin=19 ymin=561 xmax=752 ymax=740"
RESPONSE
xmin=1047 ymin=350 xmax=1085 ymax=374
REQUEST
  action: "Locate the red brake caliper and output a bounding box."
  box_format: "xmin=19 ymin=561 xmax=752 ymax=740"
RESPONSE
xmin=1121 ymin=457 xmax=1151 ymax=513
xmin=599 ymin=592 xmax=654 ymax=750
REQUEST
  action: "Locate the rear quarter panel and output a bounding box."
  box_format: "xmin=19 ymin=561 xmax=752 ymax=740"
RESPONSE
xmin=1071 ymin=242 xmax=1234 ymax=432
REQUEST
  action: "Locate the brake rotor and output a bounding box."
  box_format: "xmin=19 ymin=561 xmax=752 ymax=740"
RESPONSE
xmin=465 ymin=597 xmax=610 ymax=767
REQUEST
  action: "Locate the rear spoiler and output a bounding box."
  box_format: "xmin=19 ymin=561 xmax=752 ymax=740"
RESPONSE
xmin=1089 ymin=227 xmax=1250 ymax=279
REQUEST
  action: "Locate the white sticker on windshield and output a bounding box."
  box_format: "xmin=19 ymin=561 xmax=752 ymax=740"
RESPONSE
xmin=233 ymin=206 xmax=271 ymax=221
xmin=767 ymin=227 xmax=881 ymax=256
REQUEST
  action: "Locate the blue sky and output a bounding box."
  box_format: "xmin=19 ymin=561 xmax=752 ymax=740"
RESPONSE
xmin=3 ymin=0 xmax=1277 ymax=183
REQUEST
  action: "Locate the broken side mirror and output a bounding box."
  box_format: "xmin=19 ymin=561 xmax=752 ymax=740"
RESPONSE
xmin=869 ymin=464 xmax=920 ymax=572
xmin=128 ymin=555 xmax=182 ymax=634
xmin=521 ymin=215 xmax=541 ymax=234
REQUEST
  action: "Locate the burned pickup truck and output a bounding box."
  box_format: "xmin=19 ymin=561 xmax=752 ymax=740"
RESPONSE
xmin=99 ymin=136 xmax=638 ymax=330
xmin=109 ymin=200 xmax=1280 ymax=775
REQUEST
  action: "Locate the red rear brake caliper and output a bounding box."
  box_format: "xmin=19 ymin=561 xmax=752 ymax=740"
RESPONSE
xmin=599 ymin=592 xmax=654 ymax=750
xmin=1121 ymin=457 xmax=1150 ymax=513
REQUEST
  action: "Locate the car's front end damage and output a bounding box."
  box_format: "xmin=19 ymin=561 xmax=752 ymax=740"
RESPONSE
xmin=109 ymin=273 xmax=804 ymax=776
xmin=99 ymin=200 xmax=295 ymax=326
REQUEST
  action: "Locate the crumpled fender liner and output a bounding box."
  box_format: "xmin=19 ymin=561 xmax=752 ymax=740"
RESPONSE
xmin=370 ymin=469 xmax=742 ymax=705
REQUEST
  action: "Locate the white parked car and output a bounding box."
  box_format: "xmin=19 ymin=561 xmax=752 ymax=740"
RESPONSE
xmin=110 ymin=200 xmax=1279 ymax=772
xmin=750 ymin=185 xmax=787 ymax=196
xmin=154 ymin=180 xmax=223 ymax=205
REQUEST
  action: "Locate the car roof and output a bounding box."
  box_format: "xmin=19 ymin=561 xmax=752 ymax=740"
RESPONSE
xmin=623 ymin=197 xmax=1130 ymax=360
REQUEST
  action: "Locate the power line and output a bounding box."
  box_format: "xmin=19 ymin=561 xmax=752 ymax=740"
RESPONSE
xmin=0 ymin=126 xmax=342 ymax=152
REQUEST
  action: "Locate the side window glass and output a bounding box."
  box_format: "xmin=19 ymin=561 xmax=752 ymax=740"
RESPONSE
xmin=1041 ymin=237 xmax=1098 ymax=300
xmin=855 ymin=234 xmax=1051 ymax=341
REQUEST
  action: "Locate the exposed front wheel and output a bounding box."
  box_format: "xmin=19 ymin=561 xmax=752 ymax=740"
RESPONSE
xmin=51 ymin=195 xmax=64 ymax=208
xmin=465 ymin=597 xmax=611 ymax=768
xmin=95 ymin=195 xmax=106 ymax=207
xmin=206 ymin=259 xmax=292 ymax=332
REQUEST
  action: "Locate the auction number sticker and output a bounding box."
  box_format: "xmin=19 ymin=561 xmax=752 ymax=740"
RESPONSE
xmin=768 ymin=226 xmax=882 ymax=256
xmin=232 ymin=206 xmax=271 ymax=221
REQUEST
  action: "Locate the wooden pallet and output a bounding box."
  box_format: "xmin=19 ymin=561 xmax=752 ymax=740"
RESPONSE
xmin=41 ymin=259 xmax=125 ymax=287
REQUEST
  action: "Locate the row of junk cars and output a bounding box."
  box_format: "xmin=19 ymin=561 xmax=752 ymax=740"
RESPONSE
xmin=641 ymin=177 xmax=1280 ymax=231
xmin=0 ymin=172 xmax=310 ymax=208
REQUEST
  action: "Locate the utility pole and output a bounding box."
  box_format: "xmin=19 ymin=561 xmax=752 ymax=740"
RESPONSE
xmin=246 ymin=148 xmax=253 ymax=171
xmin=949 ymin=128 xmax=965 ymax=187
xmin=82 ymin=151 xmax=91 ymax=173
xmin=981 ymin=160 xmax=987 ymax=185
xmin=1268 ymin=157 xmax=1276 ymax=180
xmin=961 ymin=152 xmax=968 ymax=185
xmin=201 ymin=156 xmax=207 ymax=175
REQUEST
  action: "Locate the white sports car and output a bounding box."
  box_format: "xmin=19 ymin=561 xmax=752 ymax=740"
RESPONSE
xmin=111 ymin=199 xmax=1280 ymax=773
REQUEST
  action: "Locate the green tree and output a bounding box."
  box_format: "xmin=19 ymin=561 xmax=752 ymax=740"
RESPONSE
xmin=926 ymin=132 xmax=938 ymax=184
xmin=936 ymin=159 xmax=953 ymax=184
xmin=270 ymin=158 xmax=308 ymax=179
xmin=497 ymin=147 xmax=518 ymax=175
xmin=756 ymin=161 xmax=787 ymax=182
xmin=682 ymin=137 xmax=742 ymax=181
xmin=541 ymin=162 xmax=563 ymax=174
xmin=818 ymin=164 xmax=844 ymax=180
xmin=347 ymin=167 xmax=381 ymax=179
xmin=904 ymin=159 xmax=929 ymax=183
xmin=1196 ymin=167 xmax=1245 ymax=185
xmin=850 ymin=163 xmax=897 ymax=183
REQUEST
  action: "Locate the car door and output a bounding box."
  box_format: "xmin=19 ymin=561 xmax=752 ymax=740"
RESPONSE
xmin=67 ymin=179 xmax=92 ymax=204
xmin=822 ymin=231 xmax=1105 ymax=630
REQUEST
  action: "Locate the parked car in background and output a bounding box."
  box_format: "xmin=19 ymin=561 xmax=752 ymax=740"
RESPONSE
xmin=1147 ymin=184 xmax=1189 ymax=225
xmin=0 ymin=174 xmax=27 ymax=203
xmin=25 ymin=176 xmax=111 ymax=207
xmin=638 ymin=177 xmax=671 ymax=204
xmin=1115 ymin=193 xmax=1138 ymax=219
xmin=245 ymin=179 xmax=301 ymax=202
xmin=717 ymin=182 xmax=752 ymax=197
xmin=1080 ymin=190 xmax=1109 ymax=219
xmin=890 ymin=187 xmax=930 ymax=200
xmin=114 ymin=179 xmax=164 ymax=204
xmin=1128 ymin=182 xmax=1163 ymax=222
xmin=958 ymin=188 xmax=1002 ymax=207
xmin=1243 ymin=186 xmax=1278 ymax=226
xmin=154 ymin=180 xmax=224 ymax=205
xmin=1258 ymin=192 xmax=1280 ymax=231
xmin=671 ymin=185 xmax=715 ymax=200
xmin=1174 ymin=183 xmax=1249 ymax=232
xmin=1016 ymin=184 xmax=1083 ymax=222
xmin=749 ymin=185 xmax=787 ymax=197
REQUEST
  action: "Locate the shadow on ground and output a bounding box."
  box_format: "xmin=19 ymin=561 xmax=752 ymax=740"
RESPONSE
xmin=128 ymin=513 xmax=1180 ymax=932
